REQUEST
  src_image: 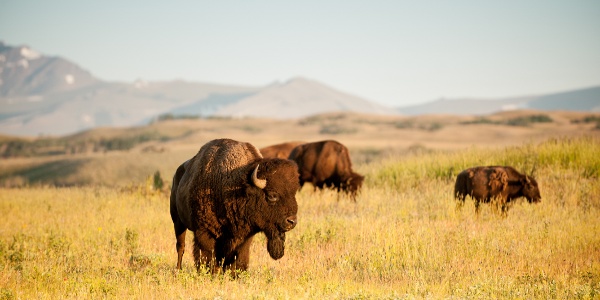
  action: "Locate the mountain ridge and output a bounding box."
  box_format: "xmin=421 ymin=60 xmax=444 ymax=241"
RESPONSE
xmin=1 ymin=42 xmax=598 ymax=136
xmin=396 ymin=86 xmax=600 ymax=115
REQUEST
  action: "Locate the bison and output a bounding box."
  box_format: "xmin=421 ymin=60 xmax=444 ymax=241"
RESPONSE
xmin=454 ymin=165 xmax=541 ymax=216
xmin=288 ymin=140 xmax=364 ymax=201
xmin=170 ymin=138 xmax=300 ymax=274
xmin=260 ymin=141 xmax=305 ymax=159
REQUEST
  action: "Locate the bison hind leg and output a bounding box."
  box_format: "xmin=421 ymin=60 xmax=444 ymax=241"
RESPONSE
xmin=175 ymin=229 xmax=186 ymax=270
xmin=172 ymin=218 xmax=187 ymax=270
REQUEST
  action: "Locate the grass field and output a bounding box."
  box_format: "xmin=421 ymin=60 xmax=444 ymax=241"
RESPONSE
xmin=1 ymin=136 xmax=599 ymax=299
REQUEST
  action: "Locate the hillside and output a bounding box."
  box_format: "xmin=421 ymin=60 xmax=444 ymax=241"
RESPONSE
xmin=1 ymin=110 xmax=598 ymax=187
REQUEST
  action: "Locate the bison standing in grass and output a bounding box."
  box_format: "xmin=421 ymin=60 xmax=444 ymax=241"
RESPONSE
xmin=454 ymin=165 xmax=541 ymax=216
xmin=170 ymin=138 xmax=300 ymax=274
xmin=260 ymin=141 xmax=305 ymax=159
xmin=288 ymin=140 xmax=364 ymax=201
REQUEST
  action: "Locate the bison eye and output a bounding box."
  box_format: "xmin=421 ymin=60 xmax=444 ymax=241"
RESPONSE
xmin=267 ymin=194 xmax=278 ymax=202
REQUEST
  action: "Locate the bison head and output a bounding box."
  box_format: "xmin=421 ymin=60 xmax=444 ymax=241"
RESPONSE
xmin=248 ymin=158 xmax=300 ymax=260
xmin=343 ymin=172 xmax=364 ymax=198
xmin=522 ymin=175 xmax=542 ymax=203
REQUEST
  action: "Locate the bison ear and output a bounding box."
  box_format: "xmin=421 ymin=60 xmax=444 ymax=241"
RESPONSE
xmin=252 ymin=164 xmax=267 ymax=189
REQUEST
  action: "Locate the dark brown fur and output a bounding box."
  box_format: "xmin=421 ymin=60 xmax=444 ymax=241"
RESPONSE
xmin=260 ymin=141 xmax=305 ymax=159
xmin=288 ymin=140 xmax=364 ymax=201
xmin=170 ymin=138 xmax=300 ymax=273
xmin=454 ymin=165 xmax=541 ymax=216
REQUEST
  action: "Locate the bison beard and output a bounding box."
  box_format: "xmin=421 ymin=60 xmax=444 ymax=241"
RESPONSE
xmin=265 ymin=229 xmax=286 ymax=260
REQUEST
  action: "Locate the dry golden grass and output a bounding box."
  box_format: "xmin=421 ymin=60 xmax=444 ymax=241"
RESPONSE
xmin=1 ymin=136 xmax=599 ymax=299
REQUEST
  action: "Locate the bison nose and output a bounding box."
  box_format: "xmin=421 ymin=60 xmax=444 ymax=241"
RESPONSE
xmin=286 ymin=216 xmax=297 ymax=230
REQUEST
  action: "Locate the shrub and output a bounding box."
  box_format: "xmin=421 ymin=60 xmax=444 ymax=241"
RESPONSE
xmin=319 ymin=124 xmax=358 ymax=135
xmin=461 ymin=114 xmax=553 ymax=127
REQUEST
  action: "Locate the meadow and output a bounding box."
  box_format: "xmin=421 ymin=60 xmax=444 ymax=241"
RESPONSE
xmin=1 ymin=136 xmax=599 ymax=299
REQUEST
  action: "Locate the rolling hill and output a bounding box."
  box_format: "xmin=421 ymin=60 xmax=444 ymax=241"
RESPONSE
xmin=1 ymin=110 xmax=599 ymax=187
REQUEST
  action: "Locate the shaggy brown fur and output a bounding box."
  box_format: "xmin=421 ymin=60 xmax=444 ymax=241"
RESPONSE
xmin=260 ymin=141 xmax=305 ymax=159
xmin=288 ymin=140 xmax=364 ymax=201
xmin=170 ymin=138 xmax=300 ymax=274
xmin=454 ymin=165 xmax=542 ymax=216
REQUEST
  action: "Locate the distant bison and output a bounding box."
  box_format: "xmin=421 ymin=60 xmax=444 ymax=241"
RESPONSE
xmin=288 ymin=140 xmax=364 ymax=201
xmin=170 ymin=138 xmax=300 ymax=273
xmin=454 ymin=166 xmax=541 ymax=215
xmin=260 ymin=141 xmax=305 ymax=159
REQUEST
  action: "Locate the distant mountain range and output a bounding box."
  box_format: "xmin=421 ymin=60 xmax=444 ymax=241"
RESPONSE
xmin=0 ymin=42 xmax=598 ymax=136
xmin=397 ymin=86 xmax=600 ymax=115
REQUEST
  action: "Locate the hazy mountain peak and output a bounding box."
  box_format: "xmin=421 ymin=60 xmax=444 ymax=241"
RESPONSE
xmin=0 ymin=43 xmax=98 ymax=98
xmin=1 ymin=41 xmax=596 ymax=137
xmin=214 ymin=77 xmax=392 ymax=119
xmin=20 ymin=46 xmax=41 ymax=60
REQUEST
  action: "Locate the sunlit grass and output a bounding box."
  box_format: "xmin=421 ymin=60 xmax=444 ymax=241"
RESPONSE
xmin=1 ymin=137 xmax=599 ymax=299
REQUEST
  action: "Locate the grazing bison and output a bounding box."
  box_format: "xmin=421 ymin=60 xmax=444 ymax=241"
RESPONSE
xmin=170 ymin=138 xmax=300 ymax=273
xmin=260 ymin=141 xmax=305 ymax=159
xmin=454 ymin=165 xmax=541 ymax=216
xmin=288 ymin=140 xmax=364 ymax=201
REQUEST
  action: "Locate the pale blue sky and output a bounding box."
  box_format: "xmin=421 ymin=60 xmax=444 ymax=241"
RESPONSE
xmin=1 ymin=0 xmax=599 ymax=107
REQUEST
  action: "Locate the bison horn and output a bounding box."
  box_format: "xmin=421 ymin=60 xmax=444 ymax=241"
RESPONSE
xmin=252 ymin=164 xmax=267 ymax=189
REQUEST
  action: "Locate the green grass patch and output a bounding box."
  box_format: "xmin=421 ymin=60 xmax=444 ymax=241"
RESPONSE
xmin=370 ymin=136 xmax=600 ymax=191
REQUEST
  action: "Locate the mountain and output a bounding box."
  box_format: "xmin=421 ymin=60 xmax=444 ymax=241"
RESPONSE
xmin=397 ymin=86 xmax=600 ymax=115
xmin=213 ymin=77 xmax=391 ymax=118
xmin=0 ymin=42 xmax=98 ymax=97
xmin=0 ymin=43 xmax=394 ymax=136
xmin=0 ymin=77 xmax=261 ymax=136
xmin=1 ymin=42 xmax=598 ymax=137
xmin=525 ymin=86 xmax=600 ymax=111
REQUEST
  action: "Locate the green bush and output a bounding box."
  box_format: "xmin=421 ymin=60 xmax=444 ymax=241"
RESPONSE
xmin=461 ymin=114 xmax=553 ymax=127
xmin=319 ymin=124 xmax=358 ymax=135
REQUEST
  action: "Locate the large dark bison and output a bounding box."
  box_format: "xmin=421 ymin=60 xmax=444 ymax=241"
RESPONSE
xmin=260 ymin=141 xmax=304 ymax=159
xmin=288 ymin=140 xmax=364 ymax=201
xmin=170 ymin=138 xmax=300 ymax=273
xmin=454 ymin=165 xmax=541 ymax=216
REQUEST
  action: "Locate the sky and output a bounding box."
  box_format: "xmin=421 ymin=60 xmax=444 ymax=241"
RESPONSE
xmin=1 ymin=0 xmax=599 ymax=107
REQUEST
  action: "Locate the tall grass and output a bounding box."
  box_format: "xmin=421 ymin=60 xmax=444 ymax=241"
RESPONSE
xmin=1 ymin=137 xmax=599 ymax=299
xmin=371 ymin=136 xmax=600 ymax=187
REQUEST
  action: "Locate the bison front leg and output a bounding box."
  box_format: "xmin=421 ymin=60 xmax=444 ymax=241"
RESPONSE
xmin=193 ymin=231 xmax=218 ymax=274
xmin=224 ymin=236 xmax=254 ymax=276
xmin=454 ymin=192 xmax=466 ymax=211
xmin=500 ymin=199 xmax=510 ymax=218
xmin=474 ymin=199 xmax=481 ymax=215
